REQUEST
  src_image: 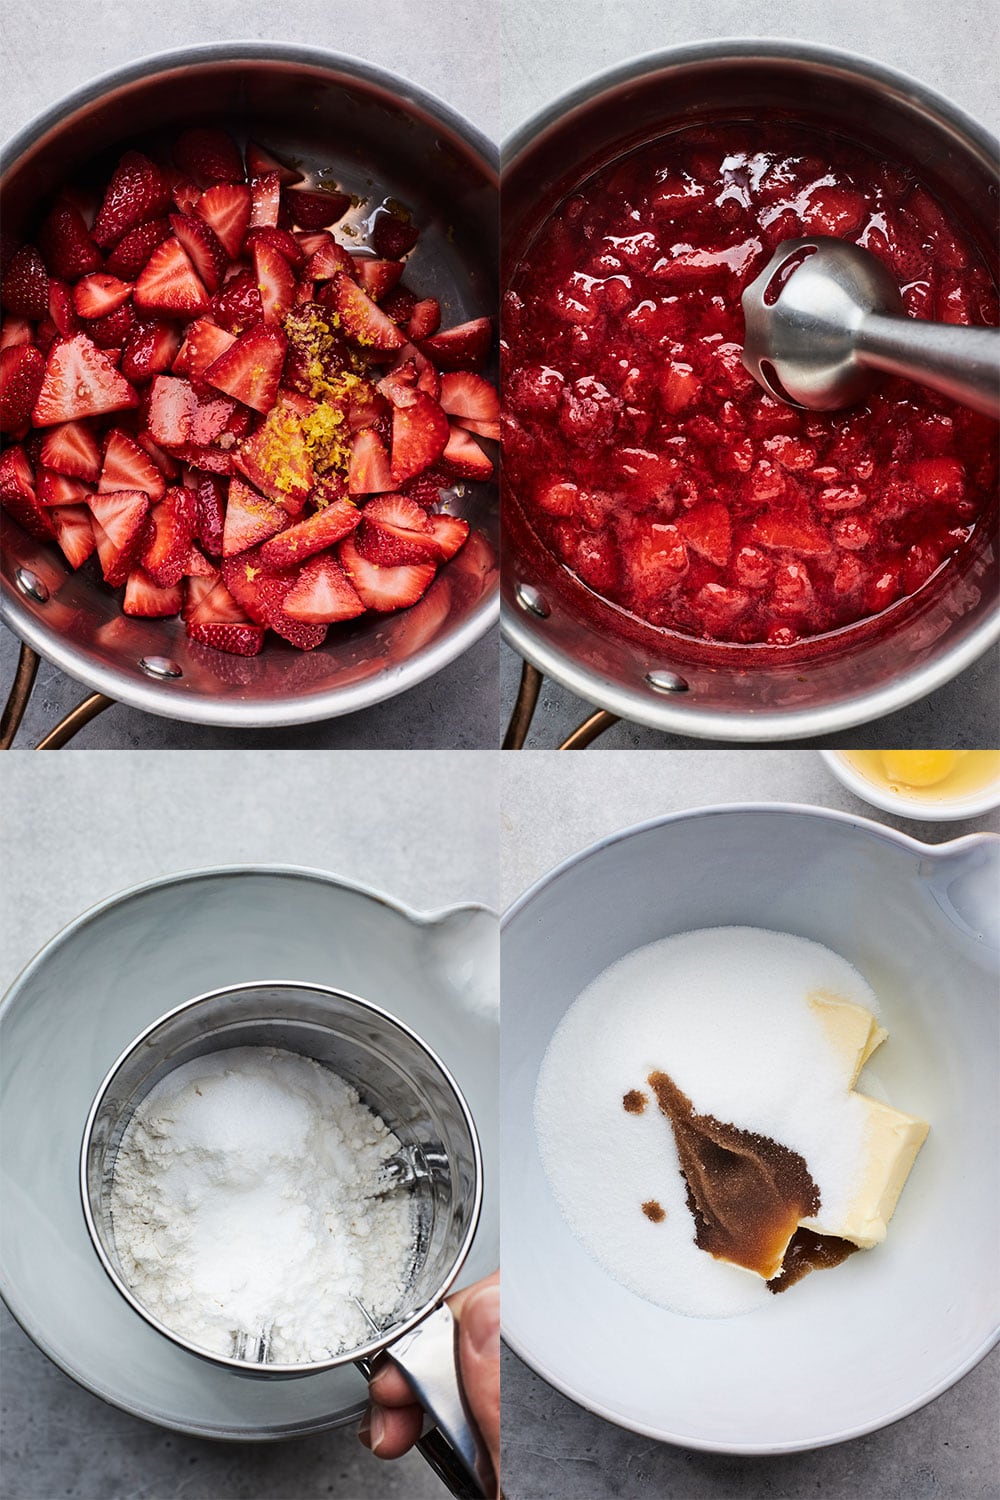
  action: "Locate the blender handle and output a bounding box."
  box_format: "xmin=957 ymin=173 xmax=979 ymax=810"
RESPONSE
xmin=381 ymin=1301 xmax=494 ymax=1499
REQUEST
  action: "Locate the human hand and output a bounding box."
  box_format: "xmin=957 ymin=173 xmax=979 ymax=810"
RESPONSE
xmin=358 ymin=1270 xmax=500 ymax=1493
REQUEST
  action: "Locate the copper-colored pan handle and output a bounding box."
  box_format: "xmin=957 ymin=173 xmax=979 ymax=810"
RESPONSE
xmin=2 ymin=642 xmax=115 ymax=749
xmin=503 ymin=656 xmax=619 ymax=749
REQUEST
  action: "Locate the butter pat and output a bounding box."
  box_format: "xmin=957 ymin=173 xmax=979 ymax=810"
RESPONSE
xmin=803 ymin=1093 xmax=929 ymax=1248
xmin=808 ymin=991 xmax=888 ymax=1087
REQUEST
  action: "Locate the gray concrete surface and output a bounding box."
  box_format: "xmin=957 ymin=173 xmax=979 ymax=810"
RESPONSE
xmin=0 ymin=0 xmax=500 ymax=751
xmin=499 ymin=0 xmax=1000 ymax=751
xmin=499 ymin=747 xmax=1000 ymax=1498
xmin=0 ymin=749 xmax=498 ymax=1500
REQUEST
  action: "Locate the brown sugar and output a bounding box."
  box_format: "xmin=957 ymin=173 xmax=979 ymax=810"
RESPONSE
xmin=623 ymin=1090 xmax=647 ymax=1115
xmin=641 ymin=1200 xmax=665 ymax=1223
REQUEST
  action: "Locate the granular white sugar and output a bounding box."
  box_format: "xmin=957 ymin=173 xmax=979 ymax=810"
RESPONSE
xmin=110 ymin=1047 xmax=417 ymax=1362
xmin=534 ymin=927 xmax=880 ymax=1318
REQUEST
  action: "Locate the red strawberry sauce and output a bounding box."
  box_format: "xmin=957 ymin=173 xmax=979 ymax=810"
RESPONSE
xmin=502 ymin=124 xmax=998 ymax=646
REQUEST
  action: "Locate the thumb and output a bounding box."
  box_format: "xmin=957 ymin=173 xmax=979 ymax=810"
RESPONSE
xmin=457 ymin=1281 xmax=501 ymax=1489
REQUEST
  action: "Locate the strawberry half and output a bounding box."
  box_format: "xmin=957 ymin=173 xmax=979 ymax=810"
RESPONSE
xmin=183 ymin=572 xmax=248 ymax=626
xmin=88 ymin=489 xmax=150 ymax=585
xmin=357 ymin=493 xmax=442 ymax=566
xmin=141 ymin=486 xmax=197 ymax=585
xmin=211 ymin=268 xmax=264 ymax=334
xmin=259 ymin=497 xmax=361 ymax=567
xmin=135 ymin=238 xmax=209 ymax=317
xmin=286 ymin=187 xmax=350 ymax=230
xmin=92 ymin=152 xmax=170 ymax=249
xmin=50 ymin=503 xmax=96 ymax=567
xmin=2 ymin=245 xmax=50 ymax=319
xmin=390 ymin=392 xmax=450 ymax=485
xmin=193 ymin=475 xmax=226 ymax=556
xmin=121 ymin=319 xmax=181 ymax=383
xmin=105 ymin=218 xmax=171 ymax=280
xmin=0 ymin=344 xmax=45 ymax=435
xmin=440 ymin=424 xmax=493 ymax=480
xmin=426 ymin=512 xmax=470 ymax=561
xmin=196 ymin=184 xmax=252 ymax=260
xmin=246 ymin=142 xmax=304 ymax=186
xmin=222 ymin=477 xmax=289 ymax=556
xmin=204 ymin=326 xmax=286 ymax=413
xmin=330 ymin=273 xmax=407 ymax=353
xmin=172 ymin=319 xmax=236 ymax=381
xmin=408 ymin=298 xmax=441 ymax=341
xmin=38 ymin=198 xmax=103 ymax=281
xmin=123 ymin=569 xmax=183 ymax=617
xmin=32 ymin=334 xmax=138 ymax=425
xmin=86 ymin=303 xmax=134 ymax=349
xmin=39 ymin=420 xmax=102 ymax=481
xmin=348 ymin=428 xmax=393 ymax=495
xmin=371 ymin=210 xmax=419 ymax=260
xmin=37 ymin=468 xmax=92 ymax=506
xmin=0 ymin=446 xmax=55 ymax=537
xmin=174 ymin=129 xmax=245 ymax=187
xmin=421 ymin=317 xmax=492 ymax=370
xmin=282 ymin=555 xmax=365 ymax=623
xmin=352 ymin=258 xmax=404 ymax=302
xmin=252 ymin=241 xmax=296 ymax=326
xmin=339 ymin=532 xmax=436 ymax=613
xmin=438 ymin=371 xmax=499 ymax=423
xmin=186 ymin=620 xmax=266 ymax=655
xmin=221 ymin=545 xmax=327 ymax=650
xmin=249 ymin=173 xmax=282 ymax=229
xmin=73 ymin=273 xmax=132 ymax=320
xmin=304 ymin=236 xmax=355 ymax=281
xmin=99 ymin=428 xmax=166 ymax=501
xmin=169 ymin=214 xmax=228 ymax=294
xmin=244 ymin=226 xmax=305 ymax=269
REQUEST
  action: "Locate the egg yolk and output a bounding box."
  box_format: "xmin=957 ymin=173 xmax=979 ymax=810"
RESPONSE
xmin=880 ymin=751 xmax=963 ymax=788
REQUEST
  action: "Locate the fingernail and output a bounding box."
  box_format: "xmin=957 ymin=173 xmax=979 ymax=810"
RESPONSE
xmin=463 ymin=1285 xmax=500 ymax=1360
xmin=370 ymin=1405 xmax=387 ymax=1455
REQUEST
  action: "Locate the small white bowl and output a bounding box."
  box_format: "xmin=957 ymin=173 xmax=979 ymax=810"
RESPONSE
xmin=820 ymin=751 xmax=1000 ymax=822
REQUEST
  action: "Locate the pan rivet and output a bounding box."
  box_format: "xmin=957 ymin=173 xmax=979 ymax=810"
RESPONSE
xmin=14 ymin=567 xmax=49 ymax=604
xmin=515 ymin=582 xmax=550 ymax=618
xmin=139 ymin=656 xmax=183 ymax=680
xmin=646 ymin=670 xmax=688 ymax=693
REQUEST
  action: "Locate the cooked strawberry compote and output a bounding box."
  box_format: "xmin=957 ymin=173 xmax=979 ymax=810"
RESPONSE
xmin=503 ymin=124 xmax=998 ymax=647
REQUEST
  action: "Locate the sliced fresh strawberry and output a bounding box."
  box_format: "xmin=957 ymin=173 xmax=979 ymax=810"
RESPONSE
xmin=86 ymin=302 xmax=134 ymax=349
xmin=249 ymin=173 xmax=282 ymax=229
xmin=331 ymin=273 xmax=407 ymax=352
xmin=259 ymin=496 xmax=360 ymax=567
xmin=147 ymin=375 xmax=196 ymax=448
xmin=190 ymin=391 xmax=236 ymax=446
xmin=169 ymin=213 xmax=228 ymax=294
xmin=243 ymin=225 xmax=305 ymax=269
xmin=183 ymin=572 xmax=248 ymax=625
xmin=73 ymin=273 xmax=132 ymax=320
xmin=678 ymin=501 xmax=732 ymax=567
xmin=172 ymin=318 xmax=236 ymax=380
xmin=49 ymin=503 xmax=96 ymax=566
xmin=121 ymin=319 xmax=181 ymax=383
xmin=204 ymin=326 xmax=286 ymax=412
xmin=45 ymin=284 xmax=77 ymax=343
xmin=0 ymin=344 xmax=45 ymax=435
xmin=92 ymin=152 xmax=170 ymax=249
xmin=193 ymin=474 xmax=226 ymax=555
xmin=246 ymin=142 xmax=304 ymax=186
xmin=104 ymin=217 xmax=171 ymax=279
xmin=438 ymin=371 xmax=499 ymax=424
xmin=426 ymin=512 xmax=469 ymax=561
xmin=174 ymin=129 xmax=245 ymax=187
xmin=134 ymin=238 xmax=209 ymax=317
xmin=377 ymin=360 xmax=421 ymax=409
xmin=390 ymin=391 xmax=450 ymax=484
xmin=232 ymin=399 xmax=314 ymax=510
xmin=87 ymin=489 xmax=149 ymax=584
xmin=135 ymin=431 xmax=181 ymax=479
xmin=408 ymin=298 xmax=440 ymax=340
xmin=140 ymin=486 xmax=197 ymax=585
xmin=339 ymin=532 xmax=436 ymax=613
xmin=453 ymin=416 xmax=500 ymax=440
xmin=2 ymin=245 xmax=49 ymax=319
xmin=0 ymin=452 xmax=56 ymax=537
xmin=371 ymin=210 xmax=419 ymax=260
xmin=286 ymin=187 xmax=350 ymax=229
xmin=123 ymin=568 xmax=183 ymax=616
xmin=171 ymin=172 xmax=213 ymax=214
xmin=421 ymin=317 xmax=492 ymax=370
xmin=196 ymin=183 xmax=252 ymax=259
xmin=222 ymin=476 xmax=289 ymax=556
xmin=37 ymin=467 xmax=92 ymax=506
xmin=352 ymin=258 xmax=405 ymax=302
xmin=252 ymin=241 xmax=296 ymax=326
xmin=183 ymin=543 xmax=216 ymax=577
xmin=0 ymin=315 xmax=33 ymax=350
xmin=211 ymin=268 xmax=265 ymax=334
xmin=40 ymin=420 xmax=102 ymax=481
xmin=187 ymin=620 xmax=266 ymax=655
xmin=348 ymin=427 xmax=393 ymax=495
xmin=440 ymin=423 xmax=493 ymax=479
xmin=398 ymin=469 xmax=449 ymax=507
xmin=32 ymin=334 xmax=138 ymax=425
xmin=99 ymin=428 xmax=166 ymax=501
xmin=381 ymin=287 xmax=418 ymax=326
xmin=38 ymin=197 xmax=104 ymax=281
xmin=303 ymin=236 xmax=355 ymax=280
xmin=282 ymin=554 xmax=365 ymax=622
xmin=748 ymin=515 xmax=832 ymax=555
xmin=394 ymin=341 xmax=440 ymax=399
xmin=221 ymin=545 xmax=327 ymax=649
xmin=169 ymin=444 xmax=236 ymax=475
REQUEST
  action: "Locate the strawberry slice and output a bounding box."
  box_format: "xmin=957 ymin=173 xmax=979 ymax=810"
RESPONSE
xmin=211 ymin=268 xmax=265 ymax=334
xmin=0 ymin=446 xmax=55 ymax=537
xmin=426 ymin=512 xmax=469 ymax=561
xmin=135 ymin=238 xmax=209 ymax=317
xmin=37 ymin=468 xmax=92 ymax=506
xmin=174 ymin=129 xmax=245 ymax=187
xmin=222 ymin=477 xmax=289 ymax=556
xmin=204 ymin=326 xmax=286 ymax=412
xmin=371 ymin=211 xmax=419 ymax=260
xmin=121 ymin=319 xmax=181 ymax=383
xmin=286 ymin=187 xmax=350 ymax=230
xmin=183 ymin=572 xmax=249 ymax=626
xmin=135 ymin=431 xmax=181 ymax=479
xmin=32 ymin=334 xmax=138 ymax=425
xmin=123 ymin=569 xmax=182 ymax=617
xmin=88 ymin=489 xmax=149 ymax=585
xmin=252 ymin=241 xmax=296 ymax=326
xmin=86 ymin=303 xmax=134 ymax=349
xmin=92 ymin=152 xmax=170 ymax=249
xmin=331 ymin=273 xmax=407 ymax=352
xmin=193 ymin=475 xmax=226 ymax=556
xmin=244 ymin=226 xmax=305 ymax=269
xmin=233 ymin=396 xmax=314 ymax=509
xmin=169 ymin=213 xmax=228 ymax=294
xmin=454 ymin=416 xmax=500 ymax=441
xmin=172 ymin=318 xmax=236 ymax=380
xmin=50 ymin=503 xmax=96 ymax=567
xmin=141 ymin=486 xmax=197 ymax=585
xmin=438 ymin=371 xmax=499 ymax=423
xmin=105 ymin=218 xmax=171 ymax=280
xmin=304 ymin=236 xmax=355 ymax=280
xmin=348 ymin=428 xmax=393 ymax=495
xmin=187 ymin=620 xmax=266 ymax=655
xmin=38 ymin=198 xmax=103 ymax=281
xmin=249 ymin=173 xmax=282 ymax=228
xmin=1 ymin=315 xmax=33 ymax=350
xmin=678 ymin=501 xmax=732 ymax=567
xmin=421 ymin=317 xmax=492 ymax=370
xmin=73 ymin=273 xmax=132 ymax=320
xmin=99 ymin=428 xmax=166 ymax=501
xmin=282 ymin=555 xmax=365 ymax=622
xmin=0 ymin=344 xmax=45 ymax=435
xmin=246 ymin=142 xmax=304 ymax=186
xmin=339 ymin=533 xmax=436 ymax=613
xmin=408 ymin=298 xmax=440 ymax=340
xmin=440 ymin=424 xmax=493 ymax=480
xmin=221 ymin=545 xmax=328 ymax=649
xmin=390 ymin=392 xmax=450 ymax=485
xmin=183 ymin=543 xmax=216 ymax=578
xmin=196 ymin=183 xmax=252 ymax=259
xmin=40 ymin=420 xmax=102 ymax=481
xmin=47 ymin=281 xmax=80 ymax=339
xmin=357 ymin=493 xmax=442 ymax=566
xmin=748 ymin=515 xmax=832 ymax=555
xmin=394 ymin=341 xmax=440 ymax=399
xmin=259 ymin=496 xmax=360 ymax=567
xmin=147 ymin=375 xmax=196 ymax=448
xmin=352 ymin=258 xmax=405 ymax=302
xmin=2 ymin=245 xmax=50 ymax=319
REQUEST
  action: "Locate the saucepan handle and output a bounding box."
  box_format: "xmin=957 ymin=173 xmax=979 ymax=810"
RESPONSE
xmin=380 ymin=1301 xmax=494 ymax=1499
